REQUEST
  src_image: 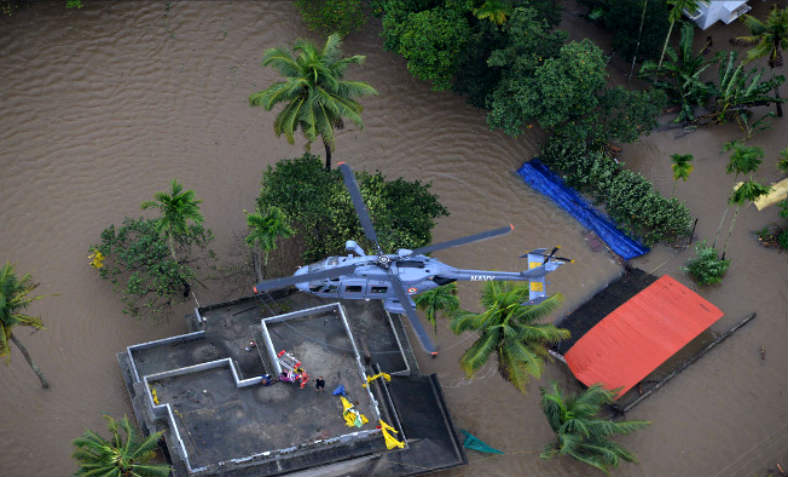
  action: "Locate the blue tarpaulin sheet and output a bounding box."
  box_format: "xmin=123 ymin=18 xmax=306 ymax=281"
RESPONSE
xmin=516 ymin=159 xmax=649 ymax=260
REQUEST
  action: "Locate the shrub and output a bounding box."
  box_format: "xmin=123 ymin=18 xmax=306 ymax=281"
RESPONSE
xmin=257 ymin=154 xmax=449 ymax=262
xmin=541 ymin=134 xmax=692 ymax=246
xmin=91 ymin=217 xmax=212 ymax=316
xmin=683 ymin=241 xmax=730 ymax=285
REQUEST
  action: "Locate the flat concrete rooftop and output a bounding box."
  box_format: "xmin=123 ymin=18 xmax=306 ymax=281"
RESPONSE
xmin=119 ymin=292 xmax=465 ymax=477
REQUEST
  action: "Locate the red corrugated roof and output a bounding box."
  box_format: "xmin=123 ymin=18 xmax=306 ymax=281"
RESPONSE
xmin=564 ymin=275 xmax=723 ymax=398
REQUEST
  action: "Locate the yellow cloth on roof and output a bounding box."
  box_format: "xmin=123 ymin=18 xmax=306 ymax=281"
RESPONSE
xmin=379 ymin=419 xmax=405 ymax=449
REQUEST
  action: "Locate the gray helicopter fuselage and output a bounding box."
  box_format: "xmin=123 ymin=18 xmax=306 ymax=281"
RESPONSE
xmin=293 ymin=248 xmax=552 ymax=314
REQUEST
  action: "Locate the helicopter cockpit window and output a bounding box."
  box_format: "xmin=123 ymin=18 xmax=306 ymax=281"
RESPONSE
xmin=309 ymin=284 xmax=322 ymax=292
xmin=370 ymin=286 xmax=387 ymax=294
xmin=345 ymin=285 xmax=363 ymax=293
xmin=325 ymin=285 xmax=338 ymax=293
xmin=326 ymin=257 xmax=339 ymax=266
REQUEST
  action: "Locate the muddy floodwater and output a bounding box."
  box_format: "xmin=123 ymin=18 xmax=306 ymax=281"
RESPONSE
xmin=0 ymin=1 xmax=785 ymax=476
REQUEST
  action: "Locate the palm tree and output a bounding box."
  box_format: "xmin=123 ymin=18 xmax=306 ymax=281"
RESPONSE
xmin=72 ymin=415 xmax=171 ymax=477
xmin=0 ymin=262 xmax=50 ymax=389
xmin=249 ymin=33 xmax=378 ymax=171
xmin=737 ymin=6 xmax=788 ymax=116
xmin=713 ymin=51 xmax=784 ymax=125
xmin=540 ymin=383 xmax=650 ymax=474
xmin=722 ymin=179 xmax=771 ymax=256
xmin=473 ymin=0 xmax=512 ymax=25
xmin=450 ymin=282 xmax=569 ymax=393
xmin=713 ymin=141 xmax=764 ymax=247
xmin=244 ymin=206 xmax=295 ymax=280
xmin=141 ymin=180 xmax=204 ymax=261
xmin=670 ymin=153 xmax=694 ymax=196
xmin=658 ymin=0 xmax=701 ymax=68
xmin=414 ymin=283 xmax=460 ymax=334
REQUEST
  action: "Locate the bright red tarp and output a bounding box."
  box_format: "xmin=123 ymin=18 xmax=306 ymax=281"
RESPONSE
xmin=564 ymin=275 xmax=723 ymax=398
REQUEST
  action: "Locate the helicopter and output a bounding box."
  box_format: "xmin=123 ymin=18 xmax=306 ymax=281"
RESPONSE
xmin=253 ymin=162 xmax=572 ymax=356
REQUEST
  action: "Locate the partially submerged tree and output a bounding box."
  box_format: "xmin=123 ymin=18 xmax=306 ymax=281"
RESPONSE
xmin=141 ymin=179 xmax=205 ymax=261
xmin=450 ymin=282 xmax=569 ymax=393
xmin=659 ymin=0 xmax=701 ymax=68
xmin=91 ymin=217 xmax=212 ymax=316
xmin=722 ymin=179 xmax=771 ymax=256
xmin=257 ymin=154 xmax=449 ymax=262
xmin=244 ymin=206 xmax=295 ymax=280
xmin=72 ymin=415 xmax=171 ymax=477
xmin=295 ymin=0 xmax=366 ymax=37
xmin=737 ymin=5 xmax=788 ymax=116
xmin=540 ymin=383 xmax=650 ymax=474
xmin=640 ymin=22 xmax=716 ymax=122
xmin=249 ymin=34 xmax=377 ymax=170
xmin=414 ymin=282 xmax=460 ymax=334
xmin=670 ymin=153 xmax=694 ymax=196
xmin=0 ymin=263 xmax=51 ymax=389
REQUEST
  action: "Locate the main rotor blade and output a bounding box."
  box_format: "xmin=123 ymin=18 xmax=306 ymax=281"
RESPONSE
xmin=408 ymin=224 xmax=514 ymax=257
xmin=253 ymin=265 xmax=358 ymax=293
xmin=388 ymin=273 xmax=438 ymax=355
xmin=337 ymin=162 xmax=381 ymax=254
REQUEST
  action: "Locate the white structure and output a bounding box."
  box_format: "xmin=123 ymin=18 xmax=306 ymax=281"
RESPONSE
xmin=684 ymin=1 xmax=751 ymax=30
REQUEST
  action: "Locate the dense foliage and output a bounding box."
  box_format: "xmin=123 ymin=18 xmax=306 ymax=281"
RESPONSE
xmin=295 ymin=0 xmax=365 ymax=37
xmin=540 ymin=383 xmax=650 ymax=474
xmin=683 ymin=241 xmax=730 ymax=286
xmin=91 ymin=217 xmax=212 ymax=316
xmin=578 ymin=0 xmax=669 ymax=61
xmin=541 ymin=134 xmax=692 ymax=246
xmin=256 ymin=154 xmax=449 ymax=262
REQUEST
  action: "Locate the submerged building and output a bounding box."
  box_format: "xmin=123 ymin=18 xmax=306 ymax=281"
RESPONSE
xmin=118 ymin=292 xmax=466 ymax=476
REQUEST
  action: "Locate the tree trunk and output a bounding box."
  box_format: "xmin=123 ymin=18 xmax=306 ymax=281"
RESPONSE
xmin=658 ymin=20 xmax=675 ymax=69
xmin=167 ymin=234 xmax=178 ymax=262
xmin=323 ymin=141 xmax=332 ymax=171
xmin=774 ymin=86 xmax=783 ymax=118
xmin=721 ymin=205 xmax=741 ymax=257
xmin=252 ymin=249 xmax=263 ymax=283
xmin=10 ymin=333 xmax=49 ymax=389
xmin=628 ymin=0 xmax=649 ymax=81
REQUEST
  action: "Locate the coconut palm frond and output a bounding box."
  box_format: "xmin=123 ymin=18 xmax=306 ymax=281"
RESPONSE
xmin=458 ymin=330 xmax=500 ymax=377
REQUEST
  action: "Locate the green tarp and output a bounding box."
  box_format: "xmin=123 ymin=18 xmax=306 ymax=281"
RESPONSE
xmin=460 ymin=430 xmax=503 ymax=454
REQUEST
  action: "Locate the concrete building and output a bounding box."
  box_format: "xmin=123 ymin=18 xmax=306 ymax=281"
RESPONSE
xmin=118 ymin=291 xmax=466 ymax=477
xmin=685 ymin=1 xmax=751 ymax=30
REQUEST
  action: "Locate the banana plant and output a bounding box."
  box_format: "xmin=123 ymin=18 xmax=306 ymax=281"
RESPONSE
xmin=713 ymin=51 xmax=785 ymax=125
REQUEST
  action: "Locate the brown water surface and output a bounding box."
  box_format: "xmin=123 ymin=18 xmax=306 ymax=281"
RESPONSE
xmin=0 ymin=1 xmax=785 ymax=476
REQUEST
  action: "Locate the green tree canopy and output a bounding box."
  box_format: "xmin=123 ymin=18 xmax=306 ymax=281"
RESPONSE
xmin=395 ymin=5 xmax=471 ymax=90
xmin=450 ymin=283 xmax=569 ymax=393
xmin=256 ymin=153 xmax=449 ymax=262
xmin=0 ymin=263 xmax=50 ymax=388
xmin=72 ymin=415 xmax=171 ymax=477
xmin=249 ymin=33 xmax=378 ymax=170
xmin=92 ymin=217 xmax=211 ymax=316
xmin=488 ymin=39 xmax=608 ymax=135
xmin=540 ymin=383 xmax=650 ymax=474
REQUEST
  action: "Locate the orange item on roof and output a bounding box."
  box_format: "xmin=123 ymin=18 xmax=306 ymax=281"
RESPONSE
xmin=564 ymin=275 xmax=723 ymax=398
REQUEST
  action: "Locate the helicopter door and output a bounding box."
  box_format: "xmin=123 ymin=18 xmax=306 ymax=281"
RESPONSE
xmin=341 ymin=280 xmax=366 ymax=299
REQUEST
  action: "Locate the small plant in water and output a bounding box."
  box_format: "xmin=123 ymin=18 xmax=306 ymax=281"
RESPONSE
xmin=683 ymin=241 xmax=730 ymax=285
